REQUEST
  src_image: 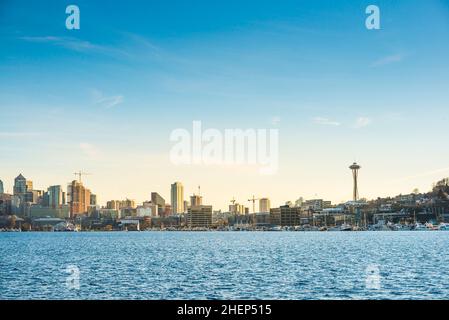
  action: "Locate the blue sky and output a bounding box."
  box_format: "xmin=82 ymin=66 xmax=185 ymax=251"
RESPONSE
xmin=1 ymin=0 xmax=449 ymax=209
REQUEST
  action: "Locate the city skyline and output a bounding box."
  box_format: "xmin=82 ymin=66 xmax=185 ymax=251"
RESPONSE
xmin=0 ymin=165 xmax=445 ymax=212
xmin=1 ymin=1 xmax=449 ymax=210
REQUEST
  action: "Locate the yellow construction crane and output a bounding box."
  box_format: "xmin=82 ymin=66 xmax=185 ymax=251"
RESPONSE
xmin=73 ymin=171 xmax=91 ymax=183
xmin=247 ymin=195 xmax=260 ymax=214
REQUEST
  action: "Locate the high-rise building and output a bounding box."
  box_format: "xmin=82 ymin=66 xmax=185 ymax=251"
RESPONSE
xmin=151 ymin=192 xmax=165 ymax=215
xmin=0 ymin=179 xmax=4 ymax=194
xmin=106 ymin=199 xmax=135 ymax=214
xmin=190 ymin=194 xmax=202 ymax=207
xmin=171 ymin=182 xmax=184 ymax=214
xmin=13 ymin=174 xmax=27 ymax=195
xmin=259 ymin=198 xmax=270 ymax=213
xmin=229 ymin=203 xmax=246 ymax=214
xmin=186 ymin=205 xmax=212 ymax=228
xmin=26 ymin=180 xmax=33 ymax=191
xmin=24 ymin=190 xmax=41 ymax=204
xmin=120 ymin=199 xmax=135 ymax=209
xmin=47 ymin=185 xmax=64 ymax=208
xmin=90 ymin=194 xmax=97 ymax=206
xmin=67 ymin=180 xmax=91 ymax=217
xmin=106 ymin=200 xmax=119 ymax=210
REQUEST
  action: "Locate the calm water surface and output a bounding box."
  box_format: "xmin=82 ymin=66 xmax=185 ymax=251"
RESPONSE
xmin=1 ymin=231 xmax=448 ymax=299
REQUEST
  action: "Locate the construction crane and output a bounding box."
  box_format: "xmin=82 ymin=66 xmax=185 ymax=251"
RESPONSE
xmin=247 ymin=195 xmax=260 ymax=214
xmin=73 ymin=171 xmax=91 ymax=183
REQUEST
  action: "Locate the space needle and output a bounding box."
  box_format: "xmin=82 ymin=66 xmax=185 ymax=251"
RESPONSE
xmin=349 ymin=162 xmax=361 ymax=202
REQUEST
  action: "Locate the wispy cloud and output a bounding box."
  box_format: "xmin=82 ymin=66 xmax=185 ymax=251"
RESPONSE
xmin=312 ymin=117 xmax=341 ymax=126
xmin=391 ymin=167 xmax=449 ymax=183
xmin=19 ymin=33 xmax=164 ymax=61
xmin=19 ymin=36 xmax=130 ymax=57
xmin=79 ymin=142 xmax=101 ymax=160
xmin=91 ymin=89 xmax=124 ymax=109
xmin=371 ymin=54 xmax=404 ymax=67
xmin=354 ymin=117 xmax=371 ymax=129
xmin=0 ymin=132 xmax=41 ymax=138
xmin=272 ymin=116 xmax=281 ymax=125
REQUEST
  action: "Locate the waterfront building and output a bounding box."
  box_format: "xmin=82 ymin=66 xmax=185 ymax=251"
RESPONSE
xmin=259 ymin=198 xmax=270 ymax=213
xmin=303 ymin=199 xmax=332 ymax=211
xmin=186 ymin=205 xmax=212 ymax=228
xmin=29 ymin=204 xmax=70 ymax=218
xmin=0 ymin=179 xmax=3 ymax=194
xmin=270 ymin=205 xmax=301 ymax=226
xmin=171 ymin=182 xmax=184 ymax=214
xmin=254 ymin=212 xmax=271 ymax=227
xmin=151 ymin=192 xmax=165 ymax=215
xmin=97 ymin=208 xmax=120 ymax=219
xmin=137 ymin=202 xmax=158 ymax=217
xmin=0 ymin=193 xmax=12 ymax=215
xmin=67 ymin=180 xmax=91 ymax=217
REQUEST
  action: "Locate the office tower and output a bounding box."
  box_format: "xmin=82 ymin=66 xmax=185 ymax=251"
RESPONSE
xmin=47 ymin=185 xmax=64 ymax=208
xmin=90 ymin=194 xmax=97 ymax=206
xmin=164 ymin=204 xmax=172 ymax=216
xmin=106 ymin=200 xmax=118 ymax=210
xmin=304 ymin=199 xmax=325 ymax=211
xmin=186 ymin=205 xmax=212 ymax=228
xmin=171 ymin=182 xmax=184 ymax=214
xmin=259 ymin=198 xmax=270 ymax=213
xmin=151 ymin=192 xmax=165 ymax=215
xmin=0 ymin=179 xmax=4 ymax=194
xmin=67 ymin=180 xmax=91 ymax=217
xmin=13 ymin=174 xmax=27 ymax=195
xmin=24 ymin=190 xmax=40 ymax=203
xmin=190 ymin=194 xmax=202 ymax=207
xmin=119 ymin=199 xmax=135 ymax=209
xmin=137 ymin=202 xmax=158 ymax=217
xmin=229 ymin=203 xmax=246 ymax=214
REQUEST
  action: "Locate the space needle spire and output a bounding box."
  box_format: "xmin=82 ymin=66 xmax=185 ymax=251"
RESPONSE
xmin=349 ymin=162 xmax=361 ymax=202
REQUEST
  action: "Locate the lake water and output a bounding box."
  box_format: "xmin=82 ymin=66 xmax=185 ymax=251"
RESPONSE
xmin=1 ymin=231 xmax=449 ymax=300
